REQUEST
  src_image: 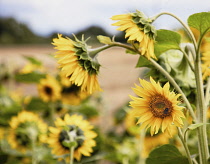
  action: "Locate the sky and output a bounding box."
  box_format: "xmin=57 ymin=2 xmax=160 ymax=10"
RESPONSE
xmin=0 ymin=0 xmax=210 ymax=36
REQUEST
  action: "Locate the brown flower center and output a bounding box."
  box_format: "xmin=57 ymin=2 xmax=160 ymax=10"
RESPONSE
xmin=149 ymin=94 xmax=173 ymax=118
xmin=44 ymin=86 xmax=53 ymax=95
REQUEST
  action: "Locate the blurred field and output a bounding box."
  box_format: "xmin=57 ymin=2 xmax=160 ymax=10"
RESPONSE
xmin=0 ymin=44 xmax=141 ymax=115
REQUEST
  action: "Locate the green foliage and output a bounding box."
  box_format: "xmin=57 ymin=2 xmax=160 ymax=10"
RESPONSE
xmin=15 ymin=72 xmax=46 ymax=83
xmin=154 ymin=29 xmax=181 ymax=57
xmin=146 ymin=144 xmax=189 ymax=164
xmin=23 ymin=56 xmax=42 ymax=66
xmin=188 ymin=12 xmax=210 ymax=36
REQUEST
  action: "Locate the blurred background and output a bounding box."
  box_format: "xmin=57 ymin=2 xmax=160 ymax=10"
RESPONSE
xmin=0 ymin=0 xmax=210 ymax=126
xmin=0 ymin=0 xmax=209 ymax=163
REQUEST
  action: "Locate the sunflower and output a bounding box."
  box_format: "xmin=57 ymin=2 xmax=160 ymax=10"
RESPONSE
xmin=129 ymin=77 xmax=185 ymax=136
xmin=52 ymin=34 xmax=102 ymax=94
xmin=125 ymin=109 xmax=177 ymax=157
xmin=59 ymin=70 xmax=89 ymax=105
xmin=48 ymin=114 xmax=97 ymax=161
xmin=37 ymin=75 xmax=61 ymax=102
xmin=202 ymin=51 xmax=210 ymax=80
xmin=8 ymin=111 xmax=47 ymax=152
xmin=111 ymin=10 xmax=156 ymax=59
xmin=61 ymin=84 xmax=89 ymax=105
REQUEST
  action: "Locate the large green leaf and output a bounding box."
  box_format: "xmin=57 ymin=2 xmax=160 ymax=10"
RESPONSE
xmin=146 ymin=144 xmax=189 ymax=164
xmin=188 ymin=12 xmax=210 ymax=36
xmin=154 ymin=29 xmax=181 ymax=57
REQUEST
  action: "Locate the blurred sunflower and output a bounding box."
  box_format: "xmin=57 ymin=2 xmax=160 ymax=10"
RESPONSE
xmin=59 ymin=70 xmax=89 ymax=105
xmin=48 ymin=114 xmax=97 ymax=161
xmin=19 ymin=63 xmax=44 ymax=74
xmin=52 ymin=34 xmax=102 ymax=94
xmin=129 ymin=77 xmax=185 ymax=136
xmin=125 ymin=109 xmax=177 ymax=157
xmin=37 ymin=75 xmax=61 ymax=102
xmin=111 ymin=10 xmax=156 ymax=59
xmin=61 ymin=84 xmax=89 ymax=105
xmin=202 ymin=51 xmax=210 ymax=80
xmin=8 ymin=111 xmax=47 ymax=152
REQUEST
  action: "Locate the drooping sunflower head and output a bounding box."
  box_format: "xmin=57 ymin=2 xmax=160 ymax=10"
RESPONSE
xmin=52 ymin=34 xmax=102 ymax=94
xmin=129 ymin=77 xmax=185 ymax=136
xmin=201 ymin=51 xmax=210 ymax=80
xmin=61 ymin=83 xmax=89 ymax=105
xmin=48 ymin=114 xmax=97 ymax=161
xmin=111 ymin=10 xmax=157 ymax=59
xmin=8 ymin=111 xmax=48 ymax=152
xmin=37 ymin=75 xmax=61 ymax=102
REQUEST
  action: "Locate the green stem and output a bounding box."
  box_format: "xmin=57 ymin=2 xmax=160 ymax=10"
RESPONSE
xmin=88 ymin=45 xmax=115 ymax=58
xmin=49 ymin=103 xmax=55 ymax=126
xmin=69 ymin=146 xmax=75 ymax=164
xmin=194 ymin=35 xmax=209 ymax=163
xmin=149 ymin=58 xmax=197 ymax=122
xmin=152 ymin=12 xmax=197 ymax=54
xmin=177 ymin=128 xmax=193 ymax=164
xmin=205 ymin=77 xmax=210 ymax=105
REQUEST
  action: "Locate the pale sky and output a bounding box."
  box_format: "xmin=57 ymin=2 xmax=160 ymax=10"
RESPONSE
xmin=0 ymin=0 xmax=209 ymax=36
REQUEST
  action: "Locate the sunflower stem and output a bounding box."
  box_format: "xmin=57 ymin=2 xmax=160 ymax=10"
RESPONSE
xmin=151 ymin=12 xmax=197 ymax=54
xmin=205 ymin=77 xmax=210 ymax=105
xmin=177 ymin=127 xmax=193 ymax=164
xmin=88 ymin=45 xmax=115 ymax=58
xmin=149 ymin=58 xmax=197 ymax=122
xmin=194 ymin=34 xmax=209 ymax=164
xmin=49 ymin=103 xmax=55 ymax=126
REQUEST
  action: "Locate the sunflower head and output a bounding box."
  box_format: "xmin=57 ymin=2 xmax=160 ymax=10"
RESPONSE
xmin=37 ymin=75 xmax=61 ymax=102
xmin=52 ymin=34 xmax=102 ymax=94
xmin=48 ymin=114 xmax=97 ymax=161
xmin=111 ymin=10 xmax=157 ymax=59
xmin=8 ymin=111 xmax=47 ymax=152
xmin=129 ymin=77 xmax=185 ymax=136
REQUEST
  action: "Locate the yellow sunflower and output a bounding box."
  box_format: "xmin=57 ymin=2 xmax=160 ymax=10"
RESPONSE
xmin=8 ymin=111 xmax=47 ymax=152
xmin=61 ymin=84 xmax=89 ymax=105
xmin=202 ymin=51 xmax=210 ymax=80
xmin=111 ymin=10 xmax=156 ymax=59
xmin=48 ymin=114 xmax=97 ymax=161
xmin=129 ymin=77 xmax=185 ymax=136
xmin=125 ymin=109 xmax=177 ymax=157
xmin=52 ymin=34 xmax=102 ymax=94
xmin=19 ymin=63 xmax=44 ymax=74
xmin=37 ymin=75 xmax=61 ymax=102
xmin=59 ymin=70 xmax=89 ymax=105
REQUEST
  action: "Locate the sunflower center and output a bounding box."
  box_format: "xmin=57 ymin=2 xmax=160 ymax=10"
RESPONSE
xmin=44 ymin=86 xmax=53 ymax=95
xmin=16 ymin=133 xmax=31 ymax=147
xmin=149 ymin=94 xmax=173 ymax=118
xmin=59 ymin=125 xmax=85 ymax=150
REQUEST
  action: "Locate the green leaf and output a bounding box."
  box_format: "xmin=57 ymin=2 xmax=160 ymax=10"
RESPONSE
xmin=23 ymin=56 xmax=42 ymax=66
xmin=146 ymin=144 xmax=189 ymax=164
xmin=15 ymin=72 xmax=46 ymax=83
xmin=154 ymin=29 xmax=181 ymax=57
xmin=97 ymin=35 xmax=112 ymax=45
xmin=136 ymin=55 xmax=151 ymax=68
xmin=188 ymin=12 xmax=210 ymax=36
